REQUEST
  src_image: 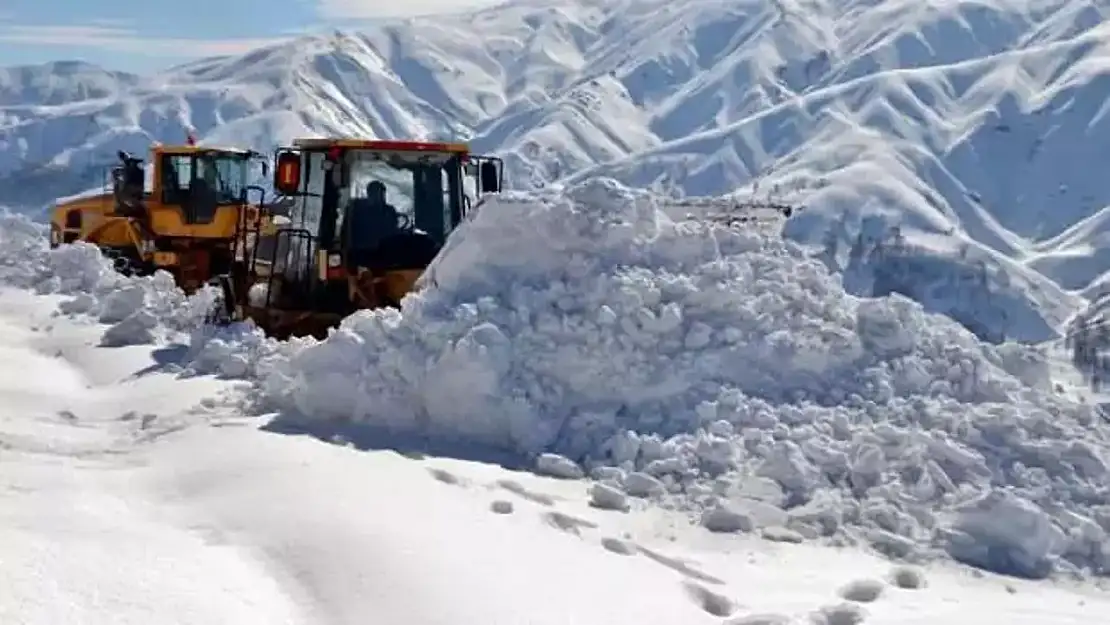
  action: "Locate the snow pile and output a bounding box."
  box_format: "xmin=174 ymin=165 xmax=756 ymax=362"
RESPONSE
xmin=183 ymin=321 xmax=303 ymax=382
xmin=252 ymin=179 xmax=1110 ymax=578
xmin=0 ymin=211 xmax=217 ymax=344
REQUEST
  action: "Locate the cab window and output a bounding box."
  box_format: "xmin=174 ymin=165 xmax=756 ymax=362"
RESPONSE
xmin=161 ymin=154 xmax=192 ymax=204
xmin=197 ymin=155 xmax=248 ymax=203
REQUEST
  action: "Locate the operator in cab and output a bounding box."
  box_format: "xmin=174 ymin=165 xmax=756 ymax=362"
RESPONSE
xmin=340 ymin=180 xmax=401 ymax=265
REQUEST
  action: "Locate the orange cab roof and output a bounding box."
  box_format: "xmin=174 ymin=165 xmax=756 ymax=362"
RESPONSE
xmin=290 ymin=138 xmax=469 ymax=153
xmin=151 ymin=144 xmax=255 ymax=155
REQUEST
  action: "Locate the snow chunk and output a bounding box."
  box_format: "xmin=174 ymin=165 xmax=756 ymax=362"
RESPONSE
xmin=589 ymin=482 xmax=630 ymax=512
xmin=761 ymin=526 xmax=805 ymax=544
xmin=624 ymin=471 xmax=666 ymax=497
xmin=100 ymin=310 xmax=158 ymax=347
xmin=945 ymin=491 xmax=1066 ymax=579
xmin=701 ymin=503 xmax=755 ymax=533
xmin=536 ymin=453 xmax=585 ymax=479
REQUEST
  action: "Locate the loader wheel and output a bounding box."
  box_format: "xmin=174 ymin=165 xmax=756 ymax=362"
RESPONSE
xmin=113 ymin=255 xmax=134 ymax=275
xmin=100 ymin=246 xmax=140 ymax=276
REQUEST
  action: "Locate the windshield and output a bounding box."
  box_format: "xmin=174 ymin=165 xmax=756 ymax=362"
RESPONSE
xmin=345 ymin=160 xmax=415 ymax=227
xmin=195 ymin=153 xmax=248 ymax=203
xmin=337 ymin=152 xmax=457 ymax=244
xmin=284 ymin=149 xmax=462 ymax=248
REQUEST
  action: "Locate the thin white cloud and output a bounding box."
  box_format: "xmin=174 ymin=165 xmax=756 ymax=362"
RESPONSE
xmin=0 ymin=24 xmax=289 ymax=58
xmin=313 ymin=0 xmax=503 ymax=19
xmin=85 ymin=18 xmax=137 ymax=28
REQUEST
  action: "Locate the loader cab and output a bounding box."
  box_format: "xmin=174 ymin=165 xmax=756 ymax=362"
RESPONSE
xmin=236 ymin=138 xmax=503 ymax=337
xmin=272 ymin=138 xmax=501 ymax=277
xmin=272 ymin=139 xmax=500 ymax=247
xmin=150 ymin=146 xmax=261 ymax=226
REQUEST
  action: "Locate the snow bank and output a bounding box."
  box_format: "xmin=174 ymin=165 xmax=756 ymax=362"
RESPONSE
xmin=253 ymin=180 xmax=1110 ymax=577
xmin=0 ymin=211 xmax=216 ymax=344
xmin=4 ymin=183 xmax=1110 ymax=579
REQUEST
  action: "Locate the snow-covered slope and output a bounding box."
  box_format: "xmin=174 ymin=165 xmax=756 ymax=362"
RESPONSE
xmin=0 ymin=61 xmax=138 ymax=108
xmin=3 ymin=0 xmax=1109 ymax=340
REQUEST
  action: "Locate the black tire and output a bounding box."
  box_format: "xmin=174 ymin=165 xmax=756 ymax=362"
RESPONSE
xmin=113 ymin=255 xmax=134 ymax=275
xmin=99 ymin=246 xmax=144 ymax=277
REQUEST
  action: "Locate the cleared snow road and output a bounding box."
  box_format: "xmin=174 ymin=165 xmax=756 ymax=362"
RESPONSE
xmin=0 ymin=292 xmax=306 ymax=625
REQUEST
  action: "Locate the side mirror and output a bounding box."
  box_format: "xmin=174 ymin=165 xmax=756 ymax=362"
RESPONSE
xmin=479 ymin=161 xmax=500 ymax=193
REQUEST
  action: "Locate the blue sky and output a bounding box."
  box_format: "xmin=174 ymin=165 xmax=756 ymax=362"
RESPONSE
xmin=0 ymin=0 xmax=500 ymax=73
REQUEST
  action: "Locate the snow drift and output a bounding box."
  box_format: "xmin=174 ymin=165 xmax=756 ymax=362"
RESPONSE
xmin=4 ymin=180 xmax=1110 ymax=580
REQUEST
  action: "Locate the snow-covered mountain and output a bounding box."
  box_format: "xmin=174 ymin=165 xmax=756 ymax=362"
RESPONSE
xmin=3 ymin=0 xmax=1110 ymax=340
xmin=0 ymin=60 xmax=138 ymax=108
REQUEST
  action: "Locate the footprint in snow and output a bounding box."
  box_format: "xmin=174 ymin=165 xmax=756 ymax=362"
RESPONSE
xmin=496 ymin=479 xmax=556 ymax=506
xmin=724 ymin=614 xmax=792 ymax=625
xmin=837 ymin=579 xmax=885 ymax=603
xmin=600 ymin=536 xmax=638 ymax=556
xmin=542 ymin=510 xmax=598 ymax=535
xmin=682 ymin=580 xmax=737 ymax=617
xmin=636 ymin=544 xmax=725 ymax=585
xmin=209 ymin=420 xmax=252 ymax=429
xmin=888 ymin=565 xmax=927 ymax=590
xmin=810 ymin=602 xmax=867 ymax=625
xmin=427 ymin=467 xmax=463 ymax=486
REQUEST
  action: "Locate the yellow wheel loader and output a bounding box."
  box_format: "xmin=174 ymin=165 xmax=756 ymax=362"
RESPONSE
xmin=48 ymin=143 xmax=280 ymax=293
xmin=211 ymin=138 xmax=503 ymax=339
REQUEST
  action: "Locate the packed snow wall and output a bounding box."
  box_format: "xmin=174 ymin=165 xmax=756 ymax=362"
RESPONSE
xmin=261 ymin=180 xmax=1066 ymax=454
